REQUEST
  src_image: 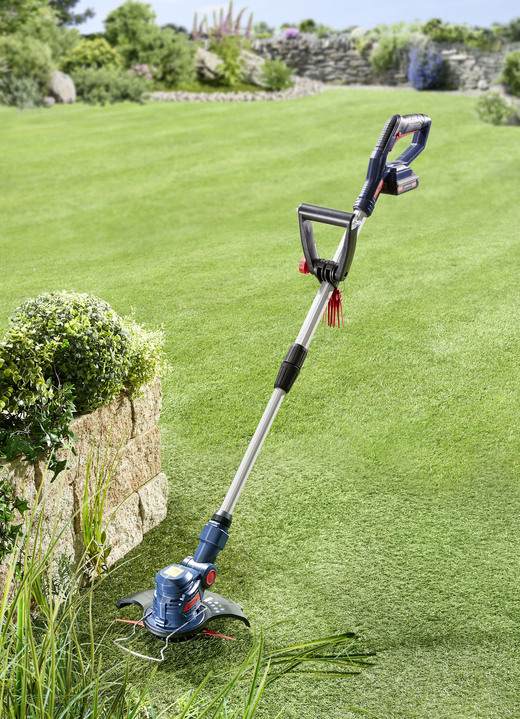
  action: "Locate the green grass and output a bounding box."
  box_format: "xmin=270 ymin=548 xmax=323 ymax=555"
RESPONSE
xmin=1 ymin=89 xmax=520 ymax=718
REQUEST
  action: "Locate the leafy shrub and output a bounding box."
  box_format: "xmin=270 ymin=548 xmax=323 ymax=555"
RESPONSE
xmin=1 ymin=75 xmax=44 ymax=109
xmin=22 ymin=15 xmax=81 ymax=61
xmin=72 ymin=66 xmax=147 ymax=104
xmin=59 ymin=37 xmax=123 ymax=73
xmin=209 ymin=35 xmax=245 ymax=87
xmin=0 ymin=471 xmax=28 ymax=564
xmin=476 ymin=92 xmax=517 ymax=125
xmin=502 ymin=50 xmax=520 ymax=97
xmin=0 ymin=291 xmax=168 ymax=477
xmin=3 ymin=292 xmax=131 ymax=414
xmin=422 ymin=18 xmax=494 ymax=50
xmin=104 ymin=0 xmax=158 ymax=64
xmin=368 ymin=25 xmax=426 ymax=73
xmin=408 ymin=44 xmax=444 ymax=90
xmin=121 ymin=317 xmax=170 ymax=395
xmin=0 ymin=34 xmax=52 ymax=86
xmin=135 ymin=28 xmax=196 ymax=88
xmin=260 ymin=58 xmax=294 ymax=91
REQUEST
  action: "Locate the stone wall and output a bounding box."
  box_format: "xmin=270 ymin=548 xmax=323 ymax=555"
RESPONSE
xmin=251 ymin=35 xmax=520 ymax=91
xmin=1 ymin=379 xmax=167 ymax=587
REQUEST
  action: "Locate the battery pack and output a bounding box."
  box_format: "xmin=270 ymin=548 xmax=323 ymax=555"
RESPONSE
xmin=381 ymin=165 xmax=420 ymax=196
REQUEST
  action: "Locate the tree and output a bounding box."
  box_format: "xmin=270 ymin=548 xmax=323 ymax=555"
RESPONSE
xmin=50 ymin=0 xmax=94 ymax=26
xmin=0 ymin=0 xmax=52 ymax=33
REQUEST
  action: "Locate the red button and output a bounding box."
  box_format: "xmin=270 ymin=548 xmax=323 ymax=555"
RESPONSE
xmin=299 ymin=258 xmax=310 ymax=274
xmin=205 ymin=569 xmax=217 ymax=586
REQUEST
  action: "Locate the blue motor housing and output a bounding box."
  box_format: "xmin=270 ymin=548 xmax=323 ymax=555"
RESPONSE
xmin=144 ymin=513 xmax=231 ymax=638
xmin=145 ymin=564 xmax=206 ymax=635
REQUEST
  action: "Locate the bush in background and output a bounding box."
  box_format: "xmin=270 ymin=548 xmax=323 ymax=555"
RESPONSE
xmin=103 ymin=0 xmax=195 ymax=88
xmin=72 ymin=66 xmax=147 ymax=103
xmin=476 ymin=92 xmax=517 ymax=125
xmin=502 ymin=50 xmax=520 ymax=96
xmin=0 ymin=34 xmax=53 ymax=94
xmin=60 ymin=37 xmax=123 ymax=73
xmin=22 ymin=15 xmax=81 ymax=62
xmin=260 ymin=58 xmax=294 ymax=90
xmin=408 ymin=44 xmax=445 ymax=90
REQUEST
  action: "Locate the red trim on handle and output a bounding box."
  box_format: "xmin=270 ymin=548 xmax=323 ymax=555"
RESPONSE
xmin=374 ymin=179 xmax=384 ymax=201
xmin=391 ymin=130 xmax=415 ymax=151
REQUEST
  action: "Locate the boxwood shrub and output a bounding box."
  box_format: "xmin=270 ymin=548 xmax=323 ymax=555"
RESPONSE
xmin=0 ymin=291 xmax=168 ymax=477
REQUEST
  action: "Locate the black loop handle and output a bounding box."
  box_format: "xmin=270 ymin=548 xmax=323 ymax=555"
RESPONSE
xmin=353 ymin=113 xmax=431 ymax=217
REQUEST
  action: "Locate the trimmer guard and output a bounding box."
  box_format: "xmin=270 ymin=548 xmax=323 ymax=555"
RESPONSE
xmin=116 ymin=589 xmax=250 ymax=641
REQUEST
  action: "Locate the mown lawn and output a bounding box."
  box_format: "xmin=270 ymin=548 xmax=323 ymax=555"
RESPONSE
xmin=1 ymin=89 xmax=519 ymax=718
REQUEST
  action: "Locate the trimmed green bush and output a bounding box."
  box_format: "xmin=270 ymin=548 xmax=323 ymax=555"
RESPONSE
xmin=22 ymin=16 xmax=81 ymax=62
xmin=72 ymin=66 xmax=146 ymax=104
xmin=0 ymin=291 xmax=168 ymax=477
xmin=502 ymin=50 xmax=520 ymax=97
xmin=123 ymin=317 xmax=171 ymax=395
xmin=59 ymin=38 xmax=123 ymax=73
xmin=4 ymin=291 xmax=131 ymax=413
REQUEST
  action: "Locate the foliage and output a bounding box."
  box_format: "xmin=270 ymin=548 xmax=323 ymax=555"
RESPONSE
xmin=0 ymin=34 xmax=52 ymax=86
xmin=422 ymin=18 xmax=495 ymax=50
xmin=123 ymin=316 xmax=170 ymax=394
xmin=59 ymin=37 xmax=123 ymax=73
xmin=209 ymin=34 xmax=245 ymax=87
xmin=369 ymin=25 xmax=427 ymax=72
xmin=81 ymin=440 xmax=121 ymax=579
xmin=104 ymin=1 xmax=196 ymax=87
xmin=492 ymin=17 xmax=520 ymax=43
xmin=0 ymin=292 xmax=168 ymax=479
xmin=0 ymin=75 xmax=44 ymax=109
xmin=0 ymin=470 xmax=28 ymax=564
xmin=0 ymin=0 xmax=53 ymax=34
xmin=0 ymin=385 xmax=76 ymax=480
xmin=252 ymin=21 xmax=273 ymax=38
xmin=49 ymin=0 xmax=94 ymax=26
xmin=0 ymin=477 xmax=159 ymax=718
xmin=502 ymin=50 xmax=520 ymax=97
xmin=5 ymin=292 xmax=131 ymax=413
xmin=408 ymin=44 xmax=445 ymax=90
xmin=259 ymin=57 xmax=294 ymax=91
xmin=134 ymin=27 xmax=196 ymax=88
xmin=476 ymin=91 xmax=517 ymax=125
xmin=22 ymin=15 xmax=80 ymax=61
xmin=298 ymin=18 xmax=317 ymax=34
xmin=193 ymin=0 xmax=253 ymax=44
xmin=104 ymin=0 xmax=157 ymax=60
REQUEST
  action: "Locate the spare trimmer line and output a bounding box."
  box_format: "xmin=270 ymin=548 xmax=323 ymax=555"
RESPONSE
xmin=115 ymin=113 xmax=432 ymax=660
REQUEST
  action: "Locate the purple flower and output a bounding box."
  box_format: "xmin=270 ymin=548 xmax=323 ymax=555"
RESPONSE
xmin=146 ymin=73 xmax=151 ymax=79
xmin=129 ymin=68 xmax=135 ymax=74
xmin=283 ymin=27 xmax=299 ymax=39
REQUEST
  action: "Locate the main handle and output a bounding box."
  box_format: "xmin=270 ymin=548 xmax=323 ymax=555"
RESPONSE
xmin=354 ymin=113 xmax=431 ymax=217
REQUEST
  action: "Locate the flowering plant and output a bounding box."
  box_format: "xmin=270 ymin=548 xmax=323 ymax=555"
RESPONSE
xmin=128 ymin=63 xmax=157 ymax=81
xmin=408 ymin=44 xmax=444 ymax=90
xmin=283 ymin=27 xmax=299 ymax=39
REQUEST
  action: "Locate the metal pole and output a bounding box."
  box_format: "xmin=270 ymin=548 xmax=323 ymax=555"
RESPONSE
xmin=219 ymin=211 xmax=366 ymax=515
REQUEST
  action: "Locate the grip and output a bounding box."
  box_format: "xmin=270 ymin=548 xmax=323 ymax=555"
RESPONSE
xmin=398 ymin=113 xmax=431 ymax=135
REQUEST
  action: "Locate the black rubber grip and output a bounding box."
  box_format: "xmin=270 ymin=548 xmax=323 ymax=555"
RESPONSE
xmin=298 ymin=203 xmax=352 ymax=228
xmin=374 ymin=114 xmax=400 ymax=153
xmin=399 ymin=113 xmax=430 ymax=135
xmin=274 ymin=343 xmax=308 ymax=393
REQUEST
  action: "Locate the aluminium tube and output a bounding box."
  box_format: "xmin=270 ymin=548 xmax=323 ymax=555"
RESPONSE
xmin=219 ymin=211 xmax=366 ymax=515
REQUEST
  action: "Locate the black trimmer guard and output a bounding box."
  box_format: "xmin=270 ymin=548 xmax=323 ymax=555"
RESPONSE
xmin=116 ymin=589 xmax=250 ymax=641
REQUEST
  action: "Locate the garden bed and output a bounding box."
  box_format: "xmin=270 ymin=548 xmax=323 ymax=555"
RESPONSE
xmin=148 ymin=75 xmax=324 ymax=102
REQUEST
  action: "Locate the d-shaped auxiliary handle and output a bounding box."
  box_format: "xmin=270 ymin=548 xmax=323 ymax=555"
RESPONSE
xmin=354 ymin=113 xmax=432 ymax=217
xmin=298 ymin=203 xmax=358 ymax=286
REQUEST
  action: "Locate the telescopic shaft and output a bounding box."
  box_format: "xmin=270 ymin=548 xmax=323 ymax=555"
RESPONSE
xmin=218 ymin=210 xmax=367 ymax=516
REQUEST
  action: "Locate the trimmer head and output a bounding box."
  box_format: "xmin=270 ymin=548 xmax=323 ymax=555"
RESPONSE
xmin=116 ymin=587 xmax=250 ymax=642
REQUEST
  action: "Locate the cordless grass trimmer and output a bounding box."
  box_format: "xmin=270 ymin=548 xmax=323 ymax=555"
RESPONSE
xmin=115 ymin=113 xmax=432 ymax=660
